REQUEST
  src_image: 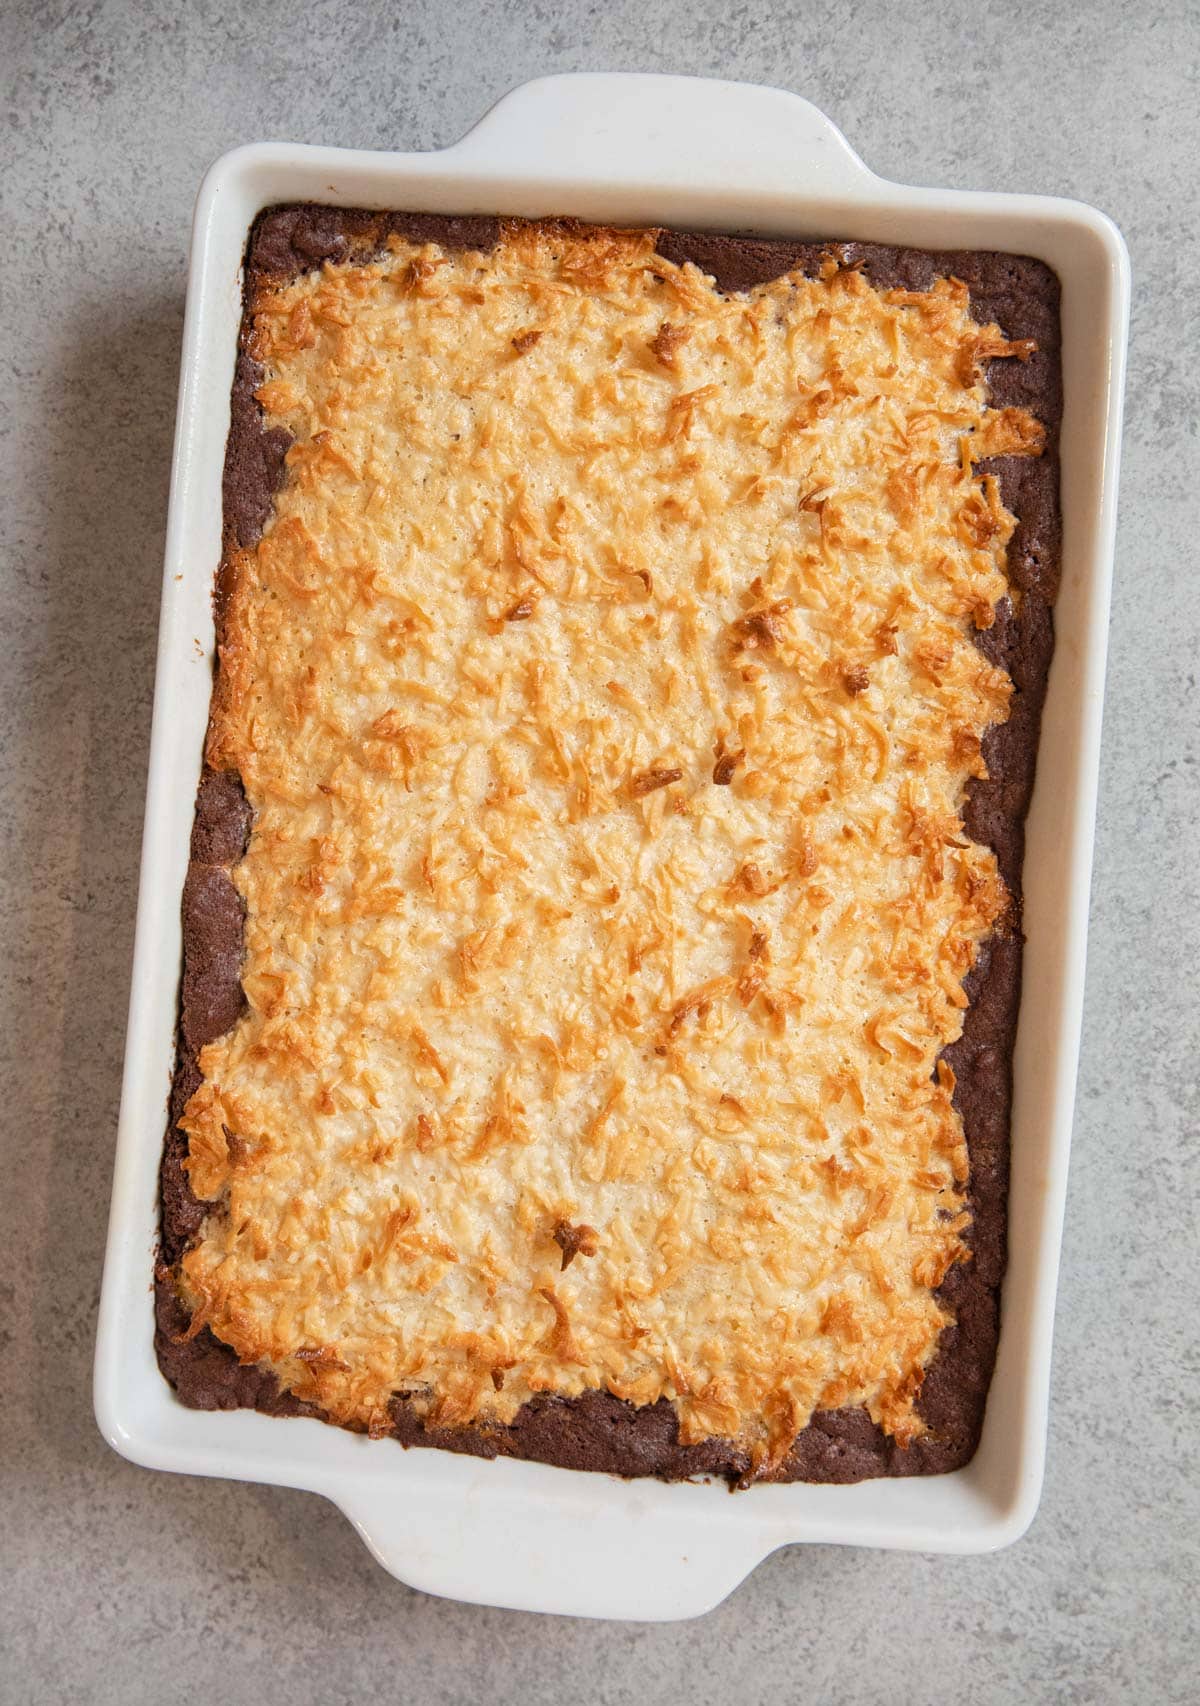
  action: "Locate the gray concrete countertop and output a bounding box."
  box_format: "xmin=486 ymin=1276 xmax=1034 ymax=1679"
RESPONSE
xmin=3 ymin=2 xmax=1196 ymax=1699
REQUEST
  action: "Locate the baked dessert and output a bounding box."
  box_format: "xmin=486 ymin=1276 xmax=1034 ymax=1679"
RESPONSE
xmin=156 ymin=206 xmax=1061 ymax=1485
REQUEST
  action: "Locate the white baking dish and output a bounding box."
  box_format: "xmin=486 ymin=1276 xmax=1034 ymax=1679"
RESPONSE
xmin=94 ymin=73 xmax=1129 ymax=1621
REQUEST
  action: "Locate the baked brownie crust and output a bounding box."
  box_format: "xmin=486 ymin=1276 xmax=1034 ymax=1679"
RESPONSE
xmin=156 ymin=207 xmax=1060 ymax=1484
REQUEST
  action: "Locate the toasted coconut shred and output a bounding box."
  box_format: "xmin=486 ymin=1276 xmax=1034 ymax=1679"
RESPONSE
xmin=181 ymin=221 xmax=1044 ymax=1474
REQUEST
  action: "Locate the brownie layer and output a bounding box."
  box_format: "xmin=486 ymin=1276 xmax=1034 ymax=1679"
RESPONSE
xmin=157 ymin=206 xmax=1060 ymax=1484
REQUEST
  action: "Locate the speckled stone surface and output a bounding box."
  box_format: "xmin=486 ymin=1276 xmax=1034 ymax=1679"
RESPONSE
xmin=2 ymin=0 xmax=1197 ymax=1698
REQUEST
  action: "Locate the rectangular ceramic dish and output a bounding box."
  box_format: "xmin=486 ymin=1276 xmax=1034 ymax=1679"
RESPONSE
xmin=94 ymin=73 xmax=1129 ymax=1621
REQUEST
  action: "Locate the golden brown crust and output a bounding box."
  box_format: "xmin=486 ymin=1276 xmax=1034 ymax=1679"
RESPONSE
xmin=163 ymin=215 xmax=1053 ymax=1480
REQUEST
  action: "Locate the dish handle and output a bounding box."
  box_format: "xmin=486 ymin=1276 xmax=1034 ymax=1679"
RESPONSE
xmin=335 ymin=1476 xmax=774 ymax=1621
xmin=446 ymin=72 xmax=877 ymax=200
